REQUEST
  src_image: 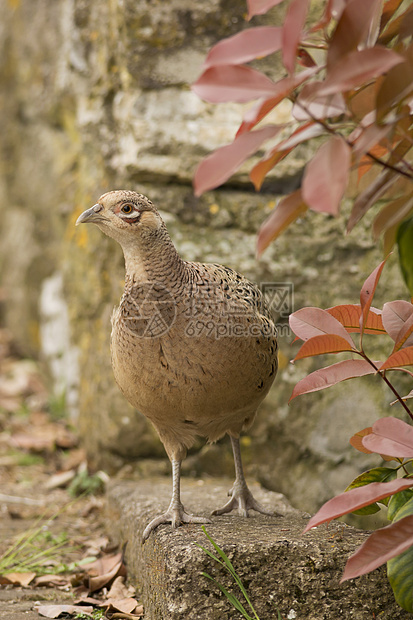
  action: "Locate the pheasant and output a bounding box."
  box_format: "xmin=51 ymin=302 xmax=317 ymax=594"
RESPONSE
xmin=76 ymin=190 xmax=278 ymax=541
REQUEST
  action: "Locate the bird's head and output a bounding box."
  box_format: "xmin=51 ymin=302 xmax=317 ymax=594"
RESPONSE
xmin=76 ymin=190 xmax=163 ymax=248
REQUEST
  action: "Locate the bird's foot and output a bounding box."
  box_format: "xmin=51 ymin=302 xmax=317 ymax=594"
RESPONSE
xmin=142 ymin=503 xmax=211 ymax=542
xmin=212 ymin=482 xmax=274 ymax=518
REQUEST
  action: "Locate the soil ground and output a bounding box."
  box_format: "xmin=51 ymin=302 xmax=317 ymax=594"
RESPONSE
xmin=0 ymin=327 xmax=143 ymax=620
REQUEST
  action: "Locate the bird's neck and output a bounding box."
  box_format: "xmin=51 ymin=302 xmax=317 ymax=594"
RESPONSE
xmin=122 ymin=224 xmax=186 ymax=287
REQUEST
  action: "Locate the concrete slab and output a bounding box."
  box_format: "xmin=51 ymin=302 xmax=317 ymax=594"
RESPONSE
xmin=106 ymin=477 xmax=410 ymax=620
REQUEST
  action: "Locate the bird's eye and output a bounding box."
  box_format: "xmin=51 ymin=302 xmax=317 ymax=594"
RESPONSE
xmin=121 ymin=204 xmax=134 ymax=214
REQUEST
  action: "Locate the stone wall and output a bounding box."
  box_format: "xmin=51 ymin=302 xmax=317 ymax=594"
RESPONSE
xmin=0 ymin=0 xmax=408 ymax=515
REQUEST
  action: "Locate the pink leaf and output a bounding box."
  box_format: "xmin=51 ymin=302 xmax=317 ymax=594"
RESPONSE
xmin=256 ymin=190 xmax=308 ymax=257
xmin=383 ymin=301 xmax=413 ymax=347
xmin=380 ymin=346 xmax=413 ymax=371
xmin=303 ymin=478 xmax=413 ymax=533
xmin=319 ymin=47 xmax=404 ymax=96
xmin=293 ymin=82 xmax=347 ymax=121
xmin=341 ymin=515 xmax=413 ymax=581
xmin=327 ymin=0 xmax=382 ymax=69
xmin=203 ymin=27 xmax=283 ymax=68
xmin=192 ymin=65 xmax=279 ymax=103
xmin=279 ymin=121 xmax=325 ymax=150
xmin=359 ymin=259 xmax=387 ymax=335
xmin=352 ymin=123 xmax=393 ymax=160
xmin=282 ymin=0 xmax=310 ymax=74
xmin=362 ymin=417 xmax=413 ymax=458
xmin=393 ymin=313 xmax=413 ymax=353
xmin=290 ymin=359 xmax=378 ymax=401
xmin=237 ymin=67 xmax=319 ymax=135
xmin=347 ymin=169 xmax=398 ymax=233
xmin=193 ymin=125 xmax=281 ymax=196
xmin=247 ymin=0 xmax=286 ymax=19
xmin=302 ymin=136 xmax=351 ymax=216
xmin=289 ymin=307 xmax=355 ymax=345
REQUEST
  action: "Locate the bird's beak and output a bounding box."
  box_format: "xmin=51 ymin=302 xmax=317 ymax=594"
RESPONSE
xmin=76 ymin=204 xmax=108 ymax=226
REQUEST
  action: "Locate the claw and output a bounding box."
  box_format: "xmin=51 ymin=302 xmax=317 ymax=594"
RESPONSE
xmin=142 ymin=504 xmax=211 ymax=542
xmin=212 ymin=484 xmax=274 ymax=518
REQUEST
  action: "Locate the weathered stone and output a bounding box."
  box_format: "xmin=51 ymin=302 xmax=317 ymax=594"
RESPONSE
xmin=106 ymin=478 xmax=410 ymax=620
xmin=0 ymin=0 xmax=409 ymax=516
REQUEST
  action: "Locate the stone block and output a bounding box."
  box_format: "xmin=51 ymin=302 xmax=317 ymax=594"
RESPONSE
xmin=106 ymin=477 xmax=409 ymax=620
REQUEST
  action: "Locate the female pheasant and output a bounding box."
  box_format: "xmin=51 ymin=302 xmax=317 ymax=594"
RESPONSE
xmin=76 ymin=190 xmax=278 ymax=541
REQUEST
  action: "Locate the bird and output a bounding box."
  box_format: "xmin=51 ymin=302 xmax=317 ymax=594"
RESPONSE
xmin=76 ymin=190 xmax=278 ymax=541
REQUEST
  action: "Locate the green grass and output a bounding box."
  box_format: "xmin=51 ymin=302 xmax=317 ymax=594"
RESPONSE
xmin=197 ymin=527 xmax=282 ymax=620
xmin=0 ymin=504 xmax=96 ymax=576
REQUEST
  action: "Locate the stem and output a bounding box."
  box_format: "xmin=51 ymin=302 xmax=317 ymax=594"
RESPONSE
xmin=363 ymin=355 xmax=413 ymax=422
xmin=294 ymin=101 xmax=413 ymax=180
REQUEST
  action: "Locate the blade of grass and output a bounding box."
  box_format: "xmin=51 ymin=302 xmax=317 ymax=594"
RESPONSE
xmin=199 ymin=527 xmax=261 ymax=620
xmin=202 ymin=571 xmax=254 ymax=619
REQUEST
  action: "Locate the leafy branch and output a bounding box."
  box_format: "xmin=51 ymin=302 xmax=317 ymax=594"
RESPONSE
xmin=192 ymin=0 xmax=413 ymax=257
xmin=289 ymin=258 xmax=413 ymax=610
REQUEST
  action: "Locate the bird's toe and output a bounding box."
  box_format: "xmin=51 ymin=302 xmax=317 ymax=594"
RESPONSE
xmin=142 ymin=507 xmax=211 ymax=542
xmin=212 ymin=486 xmax=276 ymax=518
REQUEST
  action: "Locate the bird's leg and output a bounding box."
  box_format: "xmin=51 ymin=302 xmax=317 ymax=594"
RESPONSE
xmin=212 ymin=436 xmax=274 ymax=517
xmin=142 ymin=459 xmax=211 ymax=542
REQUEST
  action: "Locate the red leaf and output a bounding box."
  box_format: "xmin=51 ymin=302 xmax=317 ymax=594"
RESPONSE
xmin=293 ymin=334 xmax=355 ymax=361
xmin=362 ymin=417 xmax=413 ymax=458
xmin=282 ymin=0 xmax=310 ymax=74
xmin=247 ymin=0 xmax=286 ymax=19
xmin=359 ymin=259 xmax=387 ymax=336
xmin=347 ymin=169 xmax=398 ymax=233
xmin=341 ymin=515 xmax=413 ymax=581
xmin=277 ymin=121 xmax=325 ymax=150
xmin=302 ymin=136 xmax=351 ymax=216
xmin=256 ymin=190 xmax=308 ymax=257
xmin=237 ymin=68 xmax=319 ymax=135
xmin=193 ymin=125 xmax=281 ymax=196
xmin=250 ymin=121 xmax=324 ymax=190
xmin=297 ymin=48 xmax=317 ymax=68
xmin=372 ymin=195 xmax=413 ymax=240
xmin=289 ymin=359 xmax=378 ymax=401
xmin=376 ymin=60 xmax=413 ymax=122
xmin=293 ymin=83 xmax=347 ymax=121
xmin=327 ymin=304 xmax=385 ymax=334
xmin=350 ymin=427 xmax=374 ymax=454
xmin=352 ymin=123 xmax=393 ymax=160
xmin=192 ymin=65 xmax=279 ymax=103
xmin=289 ymin=307 xmax=356 ymax=344
xmin=203 ymin=27 xmax=282 ymax=68
xmin=327 ymin=0 xmax=382 ymax=69
xmin=393 ymin=313 xmax=413 ymax=353
xmin=380 ymin=346 xmax=413 ymax=371
xmin=319 ymin=47 xmax=404 ymax=96
xmin=382 ymin=301 xmax=413 ymax=346
xmin=303 ymin=478 xmax=413 ymax=533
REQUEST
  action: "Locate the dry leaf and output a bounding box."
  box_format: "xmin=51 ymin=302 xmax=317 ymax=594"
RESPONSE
xmin=102 ymin=597 xmax=139 ymax=614
xmin=106 ymin=575 xmax=134 ymax=599
xmin=37 ymin=604 xmax=94 ymax=618
xmin=1 ymin=571 xmax=36 ymax=586
xmin=33 ymin=574 xmax=69 ymax=587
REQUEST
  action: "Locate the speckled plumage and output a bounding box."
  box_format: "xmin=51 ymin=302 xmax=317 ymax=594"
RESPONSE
xmin=77 ymin=190 xmax=278 ymax=540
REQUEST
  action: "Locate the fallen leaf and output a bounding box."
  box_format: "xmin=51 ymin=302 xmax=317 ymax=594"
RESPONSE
xmin=1 ymin=572 xmax=36 ymax=586
xmin=106 ymin=575 xmax=135 ymax=599
xmin=33 ymin=574 xmax=69 ymax=587
xmin=86 ymin=552 xmax=126 ymax=592
xmin=37 ymin=604 xmax=94 ymax=618
xmin=101 ymin=597 xmax=140 ymax=614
